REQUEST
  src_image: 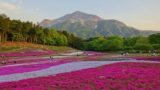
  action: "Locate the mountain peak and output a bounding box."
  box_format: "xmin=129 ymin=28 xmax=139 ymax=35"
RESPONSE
xmin=43 ymin=19 xmax=52 ymax=22
xmin=57 ymin=11 xmax=102 ymax=23
xmin=39 ymin=11 xmax=102 ymax=29
xmin=0 ymin=13 xmax=8 ymax=19
xmin=72 ymin=11 xmax=85 ymax=15
xmin=70 ymin=11 xmax=94 ymax=17
xmin=39 ymin=19 xmax=53 ymax=28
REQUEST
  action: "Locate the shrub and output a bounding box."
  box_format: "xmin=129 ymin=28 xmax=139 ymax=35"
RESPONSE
xmin=134 ymin=44 xmax=153 ymax=52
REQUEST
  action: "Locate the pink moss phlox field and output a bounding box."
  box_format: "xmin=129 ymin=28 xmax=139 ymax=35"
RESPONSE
xmin=0 ymin=50 xmax=54 ymax=57
xmin=84 ymin=55 xmax=103 ymax=61
xmin=0 ymin=58 xmax=48 ymax=66
xmin=0 ymin=60 xmax=71 ymax=76
xmin=0 ymin=58 xmax=57 ymax=66
xmin=0 ymin=55 xmax=88 ymax=66
xmin=0 ymin=62 xmax=160 ymax=90
xmin=84 ymin=51 xmax=103 ymax=56
xmin=131 ymin=56 xmax=160 ymax=61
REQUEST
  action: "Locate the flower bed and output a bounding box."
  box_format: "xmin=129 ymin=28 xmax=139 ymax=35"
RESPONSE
xmin=83 ymin=51 xmax=103 ymax=56
xmin=0 ymin=62 xmax=160 ymax=90
xmin=0 ymin=50 xmax=54 ymax=57
xmin=130 ymin=56 xmax=160 ymax=61
xmin=0 ymin=58 xmax=48 ymax=66
xmin=83 ymin=55 xmax=103 ymax=61
xmin=0 ymin=54 xmax=97 ymax=66
xmin=0 ymin=60 xmax=71 ymax=76
xmin=0 ymin=56 xmax=89 ymax=76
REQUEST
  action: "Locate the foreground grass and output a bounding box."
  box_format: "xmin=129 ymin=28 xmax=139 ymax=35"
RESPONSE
xmin=0 ymin=42 xmax=74 ymax=52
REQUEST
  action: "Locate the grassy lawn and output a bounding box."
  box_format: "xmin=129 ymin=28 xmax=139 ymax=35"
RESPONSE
xmin=0 ymin=47 xmax=21 ymax=52
xmin=0 ymin=42 xmax=74 ymax=53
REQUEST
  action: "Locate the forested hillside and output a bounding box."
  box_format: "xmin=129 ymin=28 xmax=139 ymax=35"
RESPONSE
xmin=0 ymin=14 xmax=82 ymax=48
xmin=0 ymin=14 xmax=160 ymax=52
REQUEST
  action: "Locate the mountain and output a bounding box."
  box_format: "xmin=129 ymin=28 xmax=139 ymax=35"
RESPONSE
xmin=141 ymin=30 xmax=160 ymax=36
xmin=39 ymin=19 xmax=53 ymax=28
xmin=0 ymin=13 xmax=8 ymax=19
xmin=39 ymin=11 xmax=159 ymax=39
xmin=95 ymin=20 xmax=140 ymax=37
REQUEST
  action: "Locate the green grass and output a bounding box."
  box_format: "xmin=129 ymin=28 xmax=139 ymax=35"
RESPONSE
xmin=0 ymin=42 xmax=74 ymax=52
xmin=0 ymin=47 xmax=21 ymax=52
xmin=48 ymin=46 xmax=73 ymax=52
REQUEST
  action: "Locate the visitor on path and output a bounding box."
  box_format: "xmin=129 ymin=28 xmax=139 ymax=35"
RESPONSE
xmin=120 ymin=52 xmax=123 ymax=56
xmin=126 ymin=52 xmax=129 ymax=56
xmin=13 ymin=60 xmax=17 ymax=64
xmin=151 ymin=50 xmax=157 ymax=56
xmin=1 ymin=60 xmax=6 ymax=65
xmin=50 ymin=56 xmax=54 ymax=60
xmin=1 ymin=55 xmax=7 ymax=65
xmin=77 ymin=54 xmax=80 ymax=56
xmin=121 ymin=52 xmax=126 ymax=56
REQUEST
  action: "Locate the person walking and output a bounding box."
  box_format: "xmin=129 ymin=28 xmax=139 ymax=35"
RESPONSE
xmin=50 ymin=56 xmax=54 ymax=60
xmin=1 ymin=55 xmax=7 ymax=65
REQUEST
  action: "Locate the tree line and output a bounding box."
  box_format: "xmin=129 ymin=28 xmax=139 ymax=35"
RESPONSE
xmin=0 ymin=14 xmax=160 ymax=52
xmin=82 ymin=34 xmax=160 ymax=53
xmin=0 ymin=14 xmax=82 ymax=47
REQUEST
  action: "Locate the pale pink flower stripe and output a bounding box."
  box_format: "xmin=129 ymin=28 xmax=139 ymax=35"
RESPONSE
xmin=0 ymin=58 xmax=48 ymax=66
xmin=0 ymin=60 xmax=71 ymax=76
xmin=84 ymin=51 xmax=103 ymax=56
xmin=130 ymin=56 xmax=160 ymax=61
xmin=0 ymin=55 xmax=89 ymax=67
xmin=0 ymin=62 xmax=160 ymax=90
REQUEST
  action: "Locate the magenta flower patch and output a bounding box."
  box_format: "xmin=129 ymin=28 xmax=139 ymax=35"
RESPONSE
xmin=0 ymin=62 xmax=160 ymax=90
xmin=83 ymin=51 xmax=103 ymax=56
xmin=130 ymin=56 xmax=160 ymax=61
xmin=0 ymin=50 xmax=54 ymax=57
xmin=0 ymin=60 xmax=71 ymax=76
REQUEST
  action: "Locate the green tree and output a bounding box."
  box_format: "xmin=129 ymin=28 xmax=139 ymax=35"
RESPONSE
xmin=105 ymin=36 xmax=124 ymax=51
xmin=149 ymin=33 xmax=160 ymax=44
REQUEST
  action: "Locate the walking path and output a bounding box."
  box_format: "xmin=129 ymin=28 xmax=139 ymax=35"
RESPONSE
xmin=0 ymin=51 xmax=84 ymax=68
xmin=0 ymin=60 xmax=160 ymax=83
xmin=1 ymin=51 xmax=84 ymax=61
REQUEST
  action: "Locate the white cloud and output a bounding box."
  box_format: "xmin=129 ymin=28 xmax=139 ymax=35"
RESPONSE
xmin=0 ymin=1 xmax=19 ymax=10
xmin=12 ymin=0 xmax=23 ymax=5
xmin=0 ymin=1 xmax=43 ymax=23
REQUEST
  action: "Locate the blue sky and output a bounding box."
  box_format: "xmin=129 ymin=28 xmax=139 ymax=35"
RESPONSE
xmin=0 ymin=0 xmax=160 ymax=30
